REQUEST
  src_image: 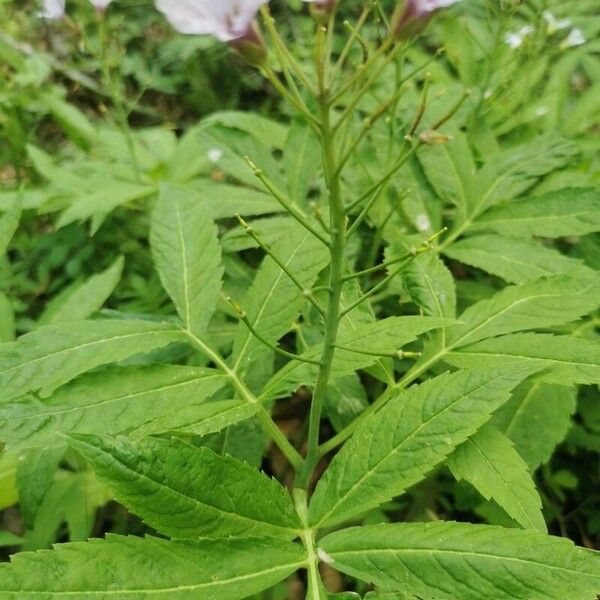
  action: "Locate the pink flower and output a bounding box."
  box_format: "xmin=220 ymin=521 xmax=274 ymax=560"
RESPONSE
xmin=392 ymin=0 xmax=462 ymax=39
xmin=154 ymin=0 xmax=268 ymax=42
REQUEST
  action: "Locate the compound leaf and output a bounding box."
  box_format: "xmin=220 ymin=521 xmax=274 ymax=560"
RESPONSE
xmin=319 ymin=521 xmax=600 ymax=600
xmin=0 ymin=534 xmax=306 ymax=599
xmin=0 ymin=320 xmax=185 ymax=402
xmin=308 ymin=368 xmax=536 ymax=528
xmin=447 ymin=425 xmax=546 ymax=532
xmin=68 ymin=434 xmax=301 ymax=540
xmin=151 ymin=184 xmax=223 ymax=337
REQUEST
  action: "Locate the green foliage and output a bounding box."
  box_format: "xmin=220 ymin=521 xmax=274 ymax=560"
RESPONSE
xmin=0 ymin=0 xmax=598 ymax=598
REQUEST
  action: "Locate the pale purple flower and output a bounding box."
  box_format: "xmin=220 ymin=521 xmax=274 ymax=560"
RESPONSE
xmin=38 ymin=0 xmax=65 ymax=19
xmin=154 ymin=0 xmax=268 ymax=42
xmin=89 ymin=0 xmax=113 ymax=9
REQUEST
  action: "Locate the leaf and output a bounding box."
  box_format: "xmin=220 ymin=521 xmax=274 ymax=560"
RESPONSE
xmin=476 ymin=138 xmax=577 ymax=212
xmin=57 ymin=181 xmax=155 ymax=230
xmin=37 ymin=257 xmax=124 ymax=326
xmin=472 ymin=188 xmax=600 ymax=238
xmin=308 ymin=367 xmax=536 ymax=528
xmin=0 ymin=365 xmax=226 ymax=451
xmin=151 ymin=184 xmax=223 ymax=337
xmin=492 ymin=381 xmax=577 ymax=470
xmin=445 ymin=333 xmax=600 ymax=385
xmin=401 ymin=253 xmax=457 ymax=318
xmin=0 ymin=534 xmax=306 ymax=599
xmin=187 ymin=180 xmax=283 ymax=219
xmin=0 ymin=451 xmax=18 ymax=510
xmin=68 ymin=434 xmax=301 ymax=540
xmin=447 ymin=275 xmax=600 ymax=348
xmin=0 ymin=319 xmax=185 ymax=401
xmin=260 ymin=316 xmax=452 ymax=403
xmin=447 ymin=425 xmax=546 ymax=532
xmin=0 ymin=198 xmax=21 ymax=256
xmin=16 ymin=447 xmax=64 ymax=528
xmin=231 ymin=223 xmax=329 ymax=376
xmin=283 ymin=119 xmax=320 ymax=204
xmin=131 ymin=399 xmax=257 ymax=439
xmin=319 ymin=521 xmax=600 ymax=600
xmin=444 ymin=234 xmax=592 ymax=284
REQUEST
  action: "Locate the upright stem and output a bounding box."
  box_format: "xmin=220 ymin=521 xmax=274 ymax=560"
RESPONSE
xmin=296 ymin=81 xmax=346 ymax=489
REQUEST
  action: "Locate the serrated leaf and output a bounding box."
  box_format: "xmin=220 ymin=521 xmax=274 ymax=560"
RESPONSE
xmin=0 ymin=320 xmax=185 ymax=402
xmin=445 ymin=333 xmax=600 ymax=385
xmin=0 ymin=365 xmax=226 ymax=451
xmin=319 ymin=521 xmax=600 ymax=600
xmin=309 ymin=368 xmax=536 ymax=528
xmin=151 ymin=184 xmax=223 ymax=337
xmin=472 ymin=188 xmax=600 ymax=238
xmin=444 ymin=235 xmax=592 ymax=284
xmin=447 ymin=425 xmax=546 ymax=532
xmin=260 ymin=316 xmax=452 ymax=403
xmin=37 ymin=257 xmax=124 ymax=326
xmin=0 ymin=534 xmax=306 ymax=599
xmin=131 ymin=399 xmax=256 ymax=438
xmin=231 ymin=224 xmax=328 ymax=376
xmin=68 ymin=434 xmax=301 ymax=539
xmin=401 ymin=253 xmax=456 ymax=318
xmin=284 ymin=119 xmax=320 ymax=204
xmin=476 ymin=138 xmax=577 ymax=212
xmin=447 ymin=275 xmax=600 ymax=348
xmin=492 ymin=381 xmax=577 ymax=470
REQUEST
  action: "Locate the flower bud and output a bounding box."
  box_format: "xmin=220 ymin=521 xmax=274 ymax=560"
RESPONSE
xmin=391 ymin=0 xmax=462 ymax=40
xmin=303 ymin=0 xmax=336 ymax=24
xmin=229 ymin=21 xmax=268 ymax=67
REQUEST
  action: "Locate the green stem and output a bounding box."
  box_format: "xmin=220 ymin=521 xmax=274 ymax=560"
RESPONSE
xmin=184 ymin=330 xmax=303 ymax=469
xmin=294 ymin=489 xmax=327 ymax=599
xmin=297 ymin=87 xmax=346 ymax=490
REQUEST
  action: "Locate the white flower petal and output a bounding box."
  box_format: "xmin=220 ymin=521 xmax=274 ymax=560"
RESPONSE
xmin=38 ymin=0 xmax=65 ymax=19
xmin=90 ymin=0 xmax=113 ymax=8
xmin=561 ymin=28 xmax=586 ymax=48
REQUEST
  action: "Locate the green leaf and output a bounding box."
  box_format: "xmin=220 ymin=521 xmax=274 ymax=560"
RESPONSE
xmin=284 ymin=119 xmax=320 ymax=204
xmin=0 ymin=319 xmax=185 ymax=401
xmin=0 ymin=534 xmax=306 ymax=599
xmin=37 ymin=257 xmax=124 ymax=326
xmin=472 ymin=188 xmax=600 ymax=238
xmin=0 ymin=198 xmax=21 ymax=256
xmin=151 ymin=184 xmax=223 ymax=337
xmin=492 ymin=381 xmax=577 ymax=470
xmin=16 ymin=447 xmax=64 ymax=528
xmin=319 ymin=521 xmax=600 ymax=600
xmin=260 ymin=316 xmax=452 ymax=403
xmin=187 ymin=180 xmax=283 ymax=219
xmin=447 ymin=275 xmax=600 ymax=348
xmin=476 ymin=138 xmax=577 ymax=212
xmin=231 ymin=223 xmax=329 ymax=376
xmin=444 ymin=234 xmax=592 ymax=284
xmin=0 ymin=365 xmax=226 ymax=451
xmin=401 ymin=253 xmax=457 ymax=318
xmin=308 ymin=368 xmax=536 ymax=528
xmin=446 ymin=333 xmax=600 ymax=385
xmin=447 ymin=425 xmax=546 ymax=532
xmin=68 ymin=434 xmax=301 ymax=539
xmin=131 ymin=399 xmax=257 ymax=439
